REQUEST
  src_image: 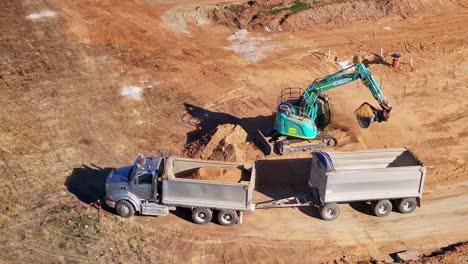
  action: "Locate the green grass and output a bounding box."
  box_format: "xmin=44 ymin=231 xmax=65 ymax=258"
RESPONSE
xmin=262 ymin=0 xmax=313 ymax=16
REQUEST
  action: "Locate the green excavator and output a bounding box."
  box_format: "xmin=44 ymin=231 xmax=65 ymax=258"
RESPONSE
xmin=258 ymin=62 xmax=392 ymax=155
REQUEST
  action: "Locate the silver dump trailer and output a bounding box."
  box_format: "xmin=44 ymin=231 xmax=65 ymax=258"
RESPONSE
xmin=105 ymin=155 xmax=255 ymax=226
xmin=257 ymin=148 xmax=426 ymax=220
xmin=161 ymin=157 xmax=256 ymax=224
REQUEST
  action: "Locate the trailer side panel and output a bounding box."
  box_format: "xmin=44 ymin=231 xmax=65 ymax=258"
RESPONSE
xmin=323 ymin=167 xmax=425 ymax=203
xmin=162 ymin=178 xmax=251 ymax=211
xmin=309 ymin=149 xmax=426 ymax=204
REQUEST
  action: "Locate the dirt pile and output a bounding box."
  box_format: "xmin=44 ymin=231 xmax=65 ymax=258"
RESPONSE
xmin=407 ymin=242 xmax=468 ymax=264
xmin=212 ymin=0 xmax=447 ymax=32
xmin=186 ymin=166 xmax=245 ymax=183
xmin=184 ymin=124 xmax=249 ymax=162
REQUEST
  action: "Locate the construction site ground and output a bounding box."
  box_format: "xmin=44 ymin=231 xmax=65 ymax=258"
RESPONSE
xmin=0 ymin=0 xmax=467 ymax=263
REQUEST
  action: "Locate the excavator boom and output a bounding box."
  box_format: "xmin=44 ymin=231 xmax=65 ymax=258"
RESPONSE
xmin=257 ymin=63 xmax=392 ymax=155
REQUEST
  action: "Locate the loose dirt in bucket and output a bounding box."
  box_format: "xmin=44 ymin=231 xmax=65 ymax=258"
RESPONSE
xmin=354 ymin=102 xmax=375 ymax=118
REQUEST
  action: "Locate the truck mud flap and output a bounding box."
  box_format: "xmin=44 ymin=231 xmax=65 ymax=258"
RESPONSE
xmin=256 ymin=130 xmax=274 ymax=156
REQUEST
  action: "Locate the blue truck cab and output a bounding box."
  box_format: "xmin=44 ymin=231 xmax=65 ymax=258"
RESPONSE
xmin=105 ymin=155 xmax=166 ymax=217
xmin=104 ymin=154 xmax=255 ymax=225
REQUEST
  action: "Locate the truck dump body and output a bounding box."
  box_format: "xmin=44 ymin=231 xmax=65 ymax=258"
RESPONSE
xmin=161 ymin=157 xmax=255 ymax=211
xmin=309 ymin=148 xmax=426 ymax=204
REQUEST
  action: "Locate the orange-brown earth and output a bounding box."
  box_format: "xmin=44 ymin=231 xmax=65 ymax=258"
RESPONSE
xmin=0 ymin=0 xmax=467 ymax=263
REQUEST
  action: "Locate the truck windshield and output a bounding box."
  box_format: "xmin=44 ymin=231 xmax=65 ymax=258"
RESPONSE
xmin=157 ymin=159 xmax=164 ymax=177
xmin=128 ymin=166 xmax=137 ymax=181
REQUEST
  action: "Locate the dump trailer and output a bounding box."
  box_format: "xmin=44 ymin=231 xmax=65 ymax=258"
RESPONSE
xmin=256 ymin=148 xmax=426 ymax=220
xmin=105 ymin=155 xmax=255 ymax=226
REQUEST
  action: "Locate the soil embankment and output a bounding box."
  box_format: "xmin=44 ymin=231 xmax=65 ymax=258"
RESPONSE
xmin=212 ymin=0 xmax=448 ymax=32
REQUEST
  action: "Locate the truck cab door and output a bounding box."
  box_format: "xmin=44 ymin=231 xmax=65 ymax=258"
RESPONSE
xmin=130 ymin=173 xmax=153 ymax=200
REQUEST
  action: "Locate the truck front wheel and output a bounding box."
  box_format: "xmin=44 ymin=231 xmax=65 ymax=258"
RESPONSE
xmin=320 ymin=203 xmax=340 ymax=221
xmin=115 ymin=200 xmax=135 ymax=218
xmin=373 ymin=199 xmax=392 ymax=217
xmin=217 ymin=210 xmax=238 ymax=226
xmin=398 ymin=198 xmax=417 ymax=214
xmin=192 ymin=208 xmax=212 ymax=225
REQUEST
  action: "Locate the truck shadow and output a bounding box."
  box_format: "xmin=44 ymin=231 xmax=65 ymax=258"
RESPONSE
xmin=254 ymin=158 xmax=323 ymax=220
xmin=65 ymin=164 xmax=112 ymax=205
xmin=349 ymin=201 xmax=374 ymax=216
xmin=182 ymin=103 xmax=274 ymax=146
xmin=171 ymin=207 xmax=193 ymax=223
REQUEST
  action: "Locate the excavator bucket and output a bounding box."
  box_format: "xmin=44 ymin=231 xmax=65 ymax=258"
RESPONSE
xmin=256 ymin=130 xmax=274 ymax=155
xmin=354 ymin=102 xmax=377 ymax=128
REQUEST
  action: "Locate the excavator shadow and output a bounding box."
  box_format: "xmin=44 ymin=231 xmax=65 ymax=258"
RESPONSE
xmin=183 ymin=102 xmax=274 ymax=148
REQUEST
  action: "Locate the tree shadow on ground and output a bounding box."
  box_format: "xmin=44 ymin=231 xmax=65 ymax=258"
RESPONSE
xmin=182 ymin=103 xmax=274 ymax=145
xmin=65 ymin=164 xmax=112 ymax=204
xmin=361 ymin=54 xmax=392 ymax=67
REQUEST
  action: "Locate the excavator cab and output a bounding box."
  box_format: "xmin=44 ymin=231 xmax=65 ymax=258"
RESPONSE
xmin=315 ymin=95 xmax=332 ymax=130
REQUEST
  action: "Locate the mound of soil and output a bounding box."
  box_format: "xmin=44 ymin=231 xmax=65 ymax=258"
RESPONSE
xmin=184 ymin=124 xmax=249 ymax=162
xmin=211 ymin=0 xmax=446 ymax=32
xmin=192 ymin=166 xmax=245 ymax=183
xmin=175 ymin=166 xmax=248 ymax=183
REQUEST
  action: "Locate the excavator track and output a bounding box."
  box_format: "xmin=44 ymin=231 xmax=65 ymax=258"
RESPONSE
xmin=275 ymin=135 xmax=337 ymax=155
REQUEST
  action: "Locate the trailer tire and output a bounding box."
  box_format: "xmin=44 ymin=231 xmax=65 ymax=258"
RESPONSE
xmin=327 ymin=138 xmax=338 ymax=147
xmin=320 ymin=203 xmax=340 ymax=221
xmin=217 ymin=210 xmax=238 ymax=226
xmin=115 ymin=200 xmax=135 ymax=218
xmin=192 ymin=208 xmax=212 ymax=225
xmin=373 ymin=199 xmax=392 ymax=217
xmin=398 ymin=198 xmax=417 ymax=214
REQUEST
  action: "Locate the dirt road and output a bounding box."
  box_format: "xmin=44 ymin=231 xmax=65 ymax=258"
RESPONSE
xmin=0 ymin=0 xmax=467 ymax=263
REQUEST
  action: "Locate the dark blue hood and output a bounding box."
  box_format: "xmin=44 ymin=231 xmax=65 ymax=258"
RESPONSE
xmin=107 ymin=165 xmax=132 ymax=184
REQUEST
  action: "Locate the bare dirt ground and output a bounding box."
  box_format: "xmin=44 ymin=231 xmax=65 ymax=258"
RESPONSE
xmin=0 ymin=0 xmax=467 ymax=263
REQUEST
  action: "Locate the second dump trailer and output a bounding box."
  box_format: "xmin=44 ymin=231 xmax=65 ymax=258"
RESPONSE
xmin=257 ymin=148 xmax=426 ymax=220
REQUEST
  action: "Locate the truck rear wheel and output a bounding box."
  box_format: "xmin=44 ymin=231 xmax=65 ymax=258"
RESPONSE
xmin=192 ymin=208 xmax=212 ymax=225
xmin=398 ymin=198 xmax=417 ymax=214
xmin=320 ymin=203 xmax=340 ymax=221
xmin=115 ymin=200 xmax=135 ymax=218
xmin=327 ymin=137 xmax=338 ymax=147
xmin=373 ymin=199 xmax=392 ymax=217
xmin=217 ymin=210 xmax=238 ymax=226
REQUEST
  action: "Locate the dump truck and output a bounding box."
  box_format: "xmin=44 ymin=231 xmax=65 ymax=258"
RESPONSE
xmin=256 ymin=148 xmax=426 ymax=220
xmin=105 ymin=155 xmax=255 ymax=226
xmin=105 ymin=148 xmax=426 ymax=225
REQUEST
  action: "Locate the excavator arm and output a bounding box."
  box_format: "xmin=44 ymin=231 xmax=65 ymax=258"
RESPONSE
xmin=301 ymin=63 xmax=392 ymax=128
xmin=353 ymin=63 xmax=392 ymax=127
xmin=257 ymin=62 xmax=393 ymax=155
